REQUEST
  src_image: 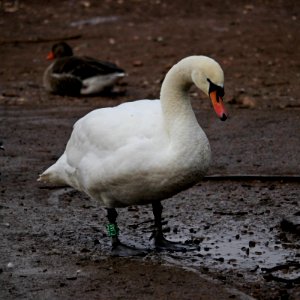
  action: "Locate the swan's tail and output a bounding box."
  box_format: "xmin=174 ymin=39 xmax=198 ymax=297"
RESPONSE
xmin=37 ymin=154 xmax=72 ymax=186
xmin=38 ymin=167 xmax=67 ymax=186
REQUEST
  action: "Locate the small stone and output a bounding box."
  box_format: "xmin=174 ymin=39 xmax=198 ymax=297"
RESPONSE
xmin=191 ymin=237 xmax=203 ymax=245
xmin=155 ymin=36 xmax=164 ymax=42
xmin=249 ymin=241 xmax=256 ymax=248
xmin=66 ymin=275 xmax=77 ymax=280
xmin=81 ymin=1 xmax=91 ymax=8
xmin=240 ymin=96 xmax=256 ymax=108
xmin=108 ymin=38 xmax=116 ymax=45
xmin=132 ymin=60 xmax=143 ymax=67
xmin=80 ymin=248 xmax=90 ymax=253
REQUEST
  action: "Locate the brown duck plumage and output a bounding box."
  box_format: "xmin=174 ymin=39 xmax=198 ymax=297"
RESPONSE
xmin=43 ymin=42 xmax=125 ymax=96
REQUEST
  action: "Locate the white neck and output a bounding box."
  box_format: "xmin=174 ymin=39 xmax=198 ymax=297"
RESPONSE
xmin=160 ymin=56 xmax=209 ymax=145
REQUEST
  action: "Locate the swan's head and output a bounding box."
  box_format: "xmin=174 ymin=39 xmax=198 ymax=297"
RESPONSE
xmin=191 ymin=56 xmax=228 ymax=121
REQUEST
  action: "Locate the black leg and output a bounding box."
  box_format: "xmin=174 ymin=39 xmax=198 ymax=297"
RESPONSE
xmin=151 ymin=201 xmax=196 ymax=252
xmin=151 ymin=201 xmax=164 ymax=241
xmin=105 ymin=208 xmax=148 ymax=257
xmin=106 ymin=208 xmax=120 ymax=248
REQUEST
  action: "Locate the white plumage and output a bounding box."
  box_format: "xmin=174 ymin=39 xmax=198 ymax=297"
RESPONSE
xmin=39 ymin=56 xmax=227 ymax=206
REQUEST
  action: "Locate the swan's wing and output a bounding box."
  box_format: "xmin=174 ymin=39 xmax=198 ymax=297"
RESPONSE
xmin=59 ymin=99 xmax=168 ymax=190
xmin=39 ymin=100 xmax=166 ymax=186
xmin=66 ymin=99 xmax=165 ymax=163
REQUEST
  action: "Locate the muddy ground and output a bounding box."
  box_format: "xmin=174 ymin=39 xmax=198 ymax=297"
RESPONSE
xmin=0 ymin=1 xmax=300 ymax=299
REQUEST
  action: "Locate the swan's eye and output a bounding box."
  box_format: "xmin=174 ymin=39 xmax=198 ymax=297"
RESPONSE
xmin=207 ymin=79 xmax=224 ymax=98
xmin=218 ymin=88 xmax=224 ymax=98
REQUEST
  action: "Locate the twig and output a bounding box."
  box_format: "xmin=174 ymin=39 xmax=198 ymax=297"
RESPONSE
xmin=213 ymin=211 xmax=248 ymax=216
xmin=38 ymin=185 xmax=70 ymax=190
xmin=203 ymin=175 xmax=300 ymax=182
xmin=0 ymin=34 xmax=82 ymax=45
xmin=262 ymin=262 xmax=300 ymax=284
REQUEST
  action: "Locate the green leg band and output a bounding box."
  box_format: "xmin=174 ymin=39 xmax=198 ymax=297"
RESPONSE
xmin=106 ymin=223 xmax=119 ymax=237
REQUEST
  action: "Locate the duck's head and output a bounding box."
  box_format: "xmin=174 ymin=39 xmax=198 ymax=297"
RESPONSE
xmin=191 ymin=56 xmax=228 ymax=121
xmin=46 ymin=42 xmax=73 ymax=60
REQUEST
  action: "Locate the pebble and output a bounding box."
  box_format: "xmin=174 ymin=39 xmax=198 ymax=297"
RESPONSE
xmin=108 ymin=38 xmax=116 ymax=45
xmin=66 ymin=275 xmax=77 ymax=280
xmin=81 ymin=1 xmax=91 ymax=8
xmin=239 ymin=96 xmax=256 ymax=108
xmin=132 ymin=60 xmax=143 ymax=67
xmin=249 ymin=241 xmax=256 ymax=248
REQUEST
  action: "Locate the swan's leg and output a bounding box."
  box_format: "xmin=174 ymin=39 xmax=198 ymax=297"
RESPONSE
xmin=106 ymin=208 xmax=148 ymax=257
xmin=106 ymin=208 xmax=121 ymax=248
xmin=151 ymin=201 xmax=196 ymax=252
xmin=151 ymin=201 xmax=165 ymax=242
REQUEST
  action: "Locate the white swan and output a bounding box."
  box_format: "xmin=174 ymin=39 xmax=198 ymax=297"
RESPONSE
xmin=38 ymin=56 xmax=227 ymax=256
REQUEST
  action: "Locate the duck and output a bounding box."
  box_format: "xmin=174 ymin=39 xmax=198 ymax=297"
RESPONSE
xmin=43 ymin=42 xmax=125 ymax=96
xmin=38 ymin=56 xmax=228 ymax=256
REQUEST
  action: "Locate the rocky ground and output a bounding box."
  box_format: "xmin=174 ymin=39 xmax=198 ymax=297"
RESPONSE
xmin=0 ymin=1 xmax=299 ymax=299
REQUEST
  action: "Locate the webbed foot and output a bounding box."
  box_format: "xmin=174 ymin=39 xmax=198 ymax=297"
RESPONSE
xmin=111 ymin=241 xmax=149 ymax=257
xmin=151 ymin=202 xmax=198 ymax=252
xmin=151 ymin=232 xmax=198 ymax=252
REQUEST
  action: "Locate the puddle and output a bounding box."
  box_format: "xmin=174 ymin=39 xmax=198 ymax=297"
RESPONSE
xmin=159 ymin=228 xmax=296 ymax=271
xmin=105 ymin=214 xmax=298 ymax=283
xmin=96 ymin=181 xmax=300 ymax=283
xmin=45 ymin=182 xmax=299 ymax=285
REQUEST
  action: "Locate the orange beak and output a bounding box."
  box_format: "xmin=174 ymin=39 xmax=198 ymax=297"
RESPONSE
xmin=46 ymin=51 xmax=55 ymax=60
xmin=209 ymin=90 xmax=228 ymax=121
